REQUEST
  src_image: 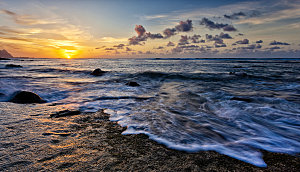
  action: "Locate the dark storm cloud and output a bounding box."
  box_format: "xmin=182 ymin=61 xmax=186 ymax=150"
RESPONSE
xmin=163 ymin=28 xmax=176 ymax=38
xmin=235 ymin=39 xmax=249 ymax=44
xmin=175 ymin=19 xmax=193 ymax=32
xmin=269 ymin=40 xmax=290 ymax=45
xmin=113 ymin=44 xmax=125 ymax=49
xmin=167 ymin=41 xmax=175 ymax=47
xmin=256 ymin=40 xmax=263 ymax=43
xmin=224 ymin=12 xmax=246 ymax=20
xmin=200 ymin=18 xmax=237 ymax=32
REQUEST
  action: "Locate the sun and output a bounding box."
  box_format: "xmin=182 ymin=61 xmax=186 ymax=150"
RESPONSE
xmin=66 ymin=55 xmax=71 ymax=59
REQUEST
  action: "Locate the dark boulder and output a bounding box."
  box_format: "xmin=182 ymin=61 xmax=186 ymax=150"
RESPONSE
xmin=5 ymin=64 xmax=22 ymax=68
xmin=50 ymin=109 xmax=81 ymax=118
xmin=9 ymin=91 xmax=46 ymax=104
xmin=90 ymin=68 xmax=106 ymax=76
xmin=126 ymin=81 xmax=140 ymax=87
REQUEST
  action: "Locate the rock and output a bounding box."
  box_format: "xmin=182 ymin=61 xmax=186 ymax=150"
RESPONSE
xmin=9 ymin=91 xmax=46 ymax=104
xmin=0 ymin=49 xmax=13 ymax=58
xmin=125 ymin=81 xmax=140 ymax=87
xmin=90 ymin=68 xmax=106 ymax=76
xmin=50 ymin=109 xmax=81 ymax=118
xmin=230 ymin=97 xmax=253 ymax=103
xmin=5 ymin=64 xmax=22 ymax=68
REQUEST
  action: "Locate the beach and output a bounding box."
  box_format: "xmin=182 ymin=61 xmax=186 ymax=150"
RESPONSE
xmin=0 ymin=102 xmax=299 ymax=171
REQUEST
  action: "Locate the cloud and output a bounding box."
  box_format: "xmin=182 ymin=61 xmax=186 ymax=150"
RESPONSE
xmin=167 ymin=41 xmax=175 ymax=47
xmin=237 ymin=44 xmax=262 ymax=50
xmin=1 ymin=9 xmax=57 ymax=26
xmin=215 ymin=43 xmax=227 ymax=48
xmin=269 ymin=46 xmax=281 ymax=50
xmin=128 ymin=25 xmax=164 ymax=45
xmin=163 ymin=28 xmax=176 ymax=38
xmin=178 ymin=35 xmax=189 ymax=45
xmin=269 ymin=40 xmax=290 ymax=45
xmin=223 ymin=25 xmax=237 ymax=31
xmin=235 ymin=39 xmax=249 ymax=44
xmin=128 ymin=36 xmax=146 ymax=45
xmin=205 ymin=34 xmax=225 ymax=44
xmin=113 ymin=44 xmax=125 ymax=49
xmin=135 ymin=25 xmax=146 ymax=37
xmin=155 ymin=46 xmax=164 ymax=49
xmin=171 ymin=47 xmax=183 ymax=53
xmin=95 ymin=46 xmax=106 ymax=49
xmin=105 ymin=48 xmax=115 ymax=51
xmin=126 ymin=47 xmax=132 ymax=51
xmin=256 ymin=40 xmax=263 ymax=43
xmin=224 ymin=12 xmax=246 ymax=19
xmin=175 ymin=19 xmax=193 ymax=32
xmin=219 ymin=32 xmax=233 ymax=39
xmin=146 ymin=32 xmax=163 ymax=39
xmin=199 ymin=18 xmax=237 ymax=32
xmin=189 ymin=34 xmax=201 ymax=43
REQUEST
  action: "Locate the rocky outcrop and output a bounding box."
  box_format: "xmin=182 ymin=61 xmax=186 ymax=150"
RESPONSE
xmin=90 ymin=68 xmax=106 ymax=76
xmin=0 ymin=49 xmax=13 ymax=58
xmin=9 ymin=91 xmax=46 ymax=104
xmin=5 ymin=64 xmax=22 ymax=68
xmin=125 ymin=81 xmax=140 ymax=87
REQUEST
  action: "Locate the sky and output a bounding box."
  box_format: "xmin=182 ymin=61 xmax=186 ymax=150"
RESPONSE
xmin=0 ymin=0 xmax=300 ymax=58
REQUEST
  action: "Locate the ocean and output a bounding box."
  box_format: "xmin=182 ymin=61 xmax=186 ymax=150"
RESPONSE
xmin=1 ymin=57 xmax=300 ymax=167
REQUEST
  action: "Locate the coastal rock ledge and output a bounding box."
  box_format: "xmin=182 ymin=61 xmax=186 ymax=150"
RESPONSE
xmin=9 ymin=91 xmax=46 ymax=104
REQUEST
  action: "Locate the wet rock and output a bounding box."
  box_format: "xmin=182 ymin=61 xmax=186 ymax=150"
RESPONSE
xmin=90 ymin=68 xmax=106 ymax=76
xmin=9 ymin=91 xmax=46 ymax=104
xmin=5 ymin=64 xmax=22 ymax=68
xmin=126 ymin=81 xmax=140 ymax=87
xmin=230 ymin=97 xmax=253 ymax=103
xmin=50 ymin=109 xmax=81 ymax=118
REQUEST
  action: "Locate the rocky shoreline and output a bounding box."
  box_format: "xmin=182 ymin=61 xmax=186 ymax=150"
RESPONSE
xmin=1 ymin=106 xmax=299 ymax=171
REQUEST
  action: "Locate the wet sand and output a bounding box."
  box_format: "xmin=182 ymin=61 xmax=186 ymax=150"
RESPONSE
xmin=0 ymin=102 xmax=299 ymax=171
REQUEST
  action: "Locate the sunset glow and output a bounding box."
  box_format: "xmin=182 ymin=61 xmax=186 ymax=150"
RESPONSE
xmin=0 ymin=0 xmax=299 ymax=58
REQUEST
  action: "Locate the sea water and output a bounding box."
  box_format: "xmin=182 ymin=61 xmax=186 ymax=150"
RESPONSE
xmin=0 ymin=58 xmax=299 ymax=167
